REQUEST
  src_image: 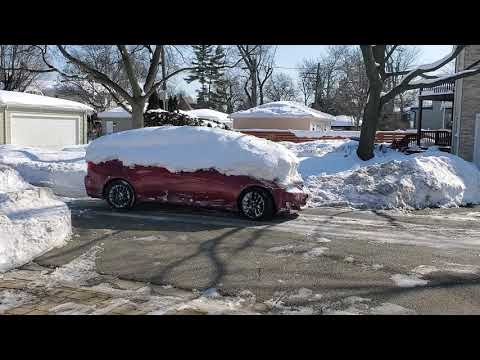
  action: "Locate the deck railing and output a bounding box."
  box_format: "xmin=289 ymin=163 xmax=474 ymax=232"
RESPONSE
xmin=420 ymin=82 xmax=455 ymax=96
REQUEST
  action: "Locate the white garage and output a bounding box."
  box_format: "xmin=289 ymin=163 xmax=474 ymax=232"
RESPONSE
xmin=0 ymin=90 xmax=93 ymax=147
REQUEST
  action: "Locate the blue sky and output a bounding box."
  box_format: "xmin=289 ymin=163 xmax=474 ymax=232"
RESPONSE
xmin=176 ymin=45 xmax=453 ymax=97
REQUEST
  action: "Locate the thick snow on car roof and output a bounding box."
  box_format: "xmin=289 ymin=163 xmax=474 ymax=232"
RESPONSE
xmin=85 ymin=126 xmax=302 ymax=187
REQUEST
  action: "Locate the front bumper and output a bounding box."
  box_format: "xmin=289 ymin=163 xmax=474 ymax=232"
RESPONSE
xmin=273 ymin=187 xmax=308 ymax=211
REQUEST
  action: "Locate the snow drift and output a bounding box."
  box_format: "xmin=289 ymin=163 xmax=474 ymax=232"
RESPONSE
xmin=0 ymin=145 xmax=87 ymax=198
xmin=283 ymin=140 xmax=480 ymax=210
xmin=0 ymin=165 xmax=71 ymax=272
xmin=86 ymin=126 xmax=302 ymax=187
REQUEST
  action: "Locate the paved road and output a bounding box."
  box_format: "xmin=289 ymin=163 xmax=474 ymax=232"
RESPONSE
xmin=36 ymin=199 xmax=480 ymax=314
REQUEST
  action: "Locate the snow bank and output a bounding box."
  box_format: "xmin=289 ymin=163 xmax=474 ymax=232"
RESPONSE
xmin=0 ymin=165 xmax=71 ymax=272
xmin=86 ymin=126 xmax=302 ymax=187
xmin=0 ymin=145 xmax=87 ymax=198
xmin=231 ymin=101 xmax=334 ymax=120
xmin=283 ymin=140 xmax=480 ymax=210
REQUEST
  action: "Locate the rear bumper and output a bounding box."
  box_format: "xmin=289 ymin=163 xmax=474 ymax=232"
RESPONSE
xmin=84 ymin=175 xmax=103 ymax=198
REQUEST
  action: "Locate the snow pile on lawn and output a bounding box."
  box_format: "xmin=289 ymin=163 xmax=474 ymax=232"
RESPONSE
xmin=231 ymin=101 xmax=334 ymax=120
xmin=0 ymin=165 xmax=71 ymax=272
xmin=86 ymin=126 xmax=302 ymax=187
xmin=283 ymin=139 xmax=480 ymax=209
xmin=0 ymin=145 xmax=87 ymax=198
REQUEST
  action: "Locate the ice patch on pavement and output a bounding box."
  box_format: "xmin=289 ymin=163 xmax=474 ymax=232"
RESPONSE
xmin=303 ymin=247 xmax=329 ymax=257
xmin=48 ymin=245 xmax=102 ymax=286
xmin=0 ymin=289 xmax=33 ymax=314
xmin=391 ymin=274 xmax=429 ymax=288
xmin=133 ymin=235 xmax=167 ymax=242
xmin=322 ymin=296 xmax=415 ymax=315
xmin=412 ymin=263 xmax=480 ymax=278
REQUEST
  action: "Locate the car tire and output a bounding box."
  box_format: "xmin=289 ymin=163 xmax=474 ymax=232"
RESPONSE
xmin=239 ymin=187 xmax=274 ymax=221
xmin=105 ymin=179 xmax=136 ymax=210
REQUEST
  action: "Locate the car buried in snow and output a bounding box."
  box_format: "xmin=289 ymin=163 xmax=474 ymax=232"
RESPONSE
xmin=84 ymin=126 xmax=307 ymax=220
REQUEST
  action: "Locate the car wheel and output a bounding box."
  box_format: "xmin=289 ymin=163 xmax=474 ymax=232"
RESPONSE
xmin=239 ymin=188 xmax=274 ymax=221
xmin=105 ymin=180 xmax=135 ymax=210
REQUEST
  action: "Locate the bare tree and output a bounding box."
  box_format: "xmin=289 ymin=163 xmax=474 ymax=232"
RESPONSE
xmin=236 ymin=45 xmax=276 ymax=107
xmin=0 ymin=45 xmax=51 ymax=91
xmin=357 ymin=45 xmax=480 ymax=160
xmin=265 ymin=72 xmax=298 ymax=102
xmin=298 ymin=59 xmax=317 ymax=105
xmin=41 ymin=45 xmax=194 ymax=128
xmin=334 ymin=47 xmax=368 ymax=127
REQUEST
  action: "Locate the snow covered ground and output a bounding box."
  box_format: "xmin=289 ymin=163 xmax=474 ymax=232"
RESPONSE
xmin=0 ymin=144 xmax=87 ymax=198
xmin=282 ymin=139 xmax=480 ymax=210
xmin=0 ymin=165 xmax=71 ymax=272
xmin=2 ymin=128 xmax=479 ymax=211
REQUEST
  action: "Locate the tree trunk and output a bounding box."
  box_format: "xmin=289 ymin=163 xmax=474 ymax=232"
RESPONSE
xmin=131 ymin=100 xmax=145 ymax=129
xmin=251 ymin=59 xmax=258 ymax=107
xmin=357 ymin=84 xmax=383 ymax=160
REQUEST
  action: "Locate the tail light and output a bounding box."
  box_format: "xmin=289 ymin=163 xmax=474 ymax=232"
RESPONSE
xmin=87 ymin=162 xmax=95 ymax=171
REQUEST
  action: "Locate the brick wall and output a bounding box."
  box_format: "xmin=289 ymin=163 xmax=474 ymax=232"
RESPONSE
xmin=454 ymin=46 xmax=480 ymax=161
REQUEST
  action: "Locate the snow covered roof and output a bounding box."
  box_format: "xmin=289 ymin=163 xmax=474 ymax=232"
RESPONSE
xmin=185 ymin=109 xmax=232 ymax=124
xmin=332 ymin=115 xmax=357 ymax=127
xmin=97 ymin=106 xmax=131 ymax=119
xmin=0 ymin=90 xmax=93 ymax=112
xmin=231 ymin=101 xmax=334 ymax=121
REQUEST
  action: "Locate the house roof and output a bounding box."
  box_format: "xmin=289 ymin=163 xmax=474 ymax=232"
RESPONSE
xmin=231 ymin=101 xmax=335 ymax=121
xmin=97 ymin=106 xmax=132 ymax=119
xmin=98 ymin=103 xmax=156 ymax=119
xmin=332 ymin=115 xmax=358 ymax=127
xmin=0 ymin=90 xmax=93 ymax=112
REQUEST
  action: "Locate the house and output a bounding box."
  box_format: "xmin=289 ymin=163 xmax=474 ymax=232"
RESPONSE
xmin=97 ymin=106 xmax=138 ymax=135
xmin=231 ymin=101 xmax=334 ymax=131
xmin=452 ymin=45 xmax=480 ymax=166
xmin=407 ymin=101 xmax=453 ymax=130
xmin=0 ymin=90 xmax=92 ymax=147
xmin=331 ymin=115 xmax=359 ymax=130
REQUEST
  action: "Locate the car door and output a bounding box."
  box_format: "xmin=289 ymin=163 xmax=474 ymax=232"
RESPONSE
xmin=187 ymin=169 xmax=236 ymax=208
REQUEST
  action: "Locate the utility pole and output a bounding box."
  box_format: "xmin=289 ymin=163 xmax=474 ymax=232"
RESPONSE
xmin=314 ymin=62 xmax=320 ymax=109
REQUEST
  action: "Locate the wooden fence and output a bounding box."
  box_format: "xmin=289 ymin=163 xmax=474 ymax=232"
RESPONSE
xmin=239 ymin=129 xmax=452 ymax=147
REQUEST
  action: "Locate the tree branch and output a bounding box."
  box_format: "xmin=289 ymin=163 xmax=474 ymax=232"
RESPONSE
xmin=57 ymin=45 xmax=133 ymax=102
xmin=381 ymin=45 xmax=466 ymax=103
xmin=117 ymin=45 xmax=143 ymax=97
xmin=145 ymin=66 xmax=197 ymax=98
xmin=143 ymin=45 xmax=162 ymax=93
xmin=384 ymin=45 xmax=398 ymax=63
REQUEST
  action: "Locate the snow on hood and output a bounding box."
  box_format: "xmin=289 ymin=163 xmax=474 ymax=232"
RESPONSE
xmin=85 ymin=126 xmax=302 ymax=187
xmin=0 ymin=90 xmax=93 ymax=112
xmin=231 ymin=101 xmax=334 ymax=121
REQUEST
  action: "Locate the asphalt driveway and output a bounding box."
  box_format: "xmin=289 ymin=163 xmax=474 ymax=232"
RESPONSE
xmin=35 ymin=200 xmax=480 ymax=314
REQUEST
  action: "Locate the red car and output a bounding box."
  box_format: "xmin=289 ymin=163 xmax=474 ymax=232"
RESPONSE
xmin=84 ymin=160 xmax=307 ymax=220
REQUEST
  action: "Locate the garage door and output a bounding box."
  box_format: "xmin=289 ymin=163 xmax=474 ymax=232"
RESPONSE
xmin=10 ymin=113 xmax=80 ymax=147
